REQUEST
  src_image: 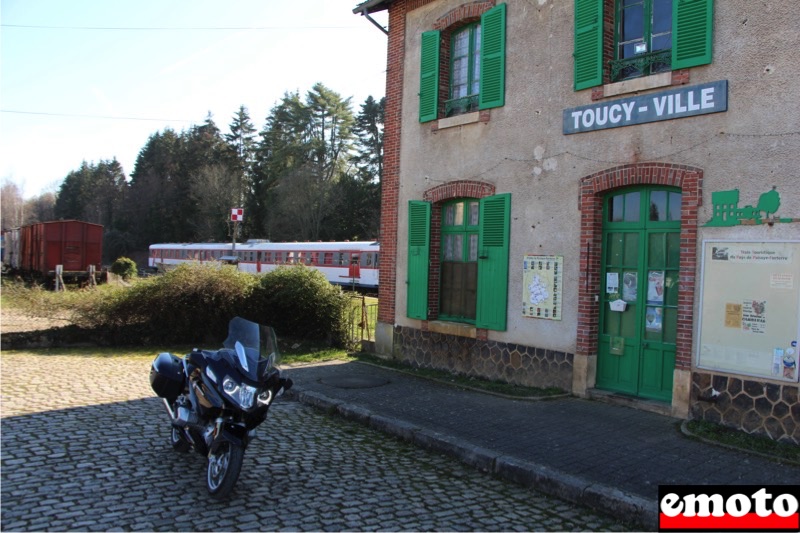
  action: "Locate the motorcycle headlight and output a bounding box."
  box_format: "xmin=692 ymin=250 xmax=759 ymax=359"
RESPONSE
xmin=222 ymin=376 xmax=256 ymax=409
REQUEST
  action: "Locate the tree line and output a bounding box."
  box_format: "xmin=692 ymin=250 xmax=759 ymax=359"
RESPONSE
xmin=1 ymin=83 xmax=383 ymax=264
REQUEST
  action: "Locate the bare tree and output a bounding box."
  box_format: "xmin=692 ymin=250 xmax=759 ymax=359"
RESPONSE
xmin=1 ymin=179 xmax=26 ymax=229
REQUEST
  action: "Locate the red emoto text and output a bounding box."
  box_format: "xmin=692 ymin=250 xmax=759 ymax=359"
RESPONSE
xmin=658 ymin=485 xmax=800 ymax=532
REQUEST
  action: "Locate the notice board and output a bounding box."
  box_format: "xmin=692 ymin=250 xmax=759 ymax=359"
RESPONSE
xmin=697 ymin=241 xmax=800 ymax=382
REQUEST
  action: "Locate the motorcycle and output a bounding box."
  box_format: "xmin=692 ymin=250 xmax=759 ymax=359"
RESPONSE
xmin=149 ymin=316 xmax=293 ymax=498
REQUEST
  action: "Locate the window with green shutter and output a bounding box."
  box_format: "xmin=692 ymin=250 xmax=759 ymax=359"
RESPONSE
xmin=479 ymin=3 xmax=505 ymax=110
xmin=440 ymin=199 xmax=480 ymax=321
xmin=574 ymin=0 xmax=604 ymax=90
xmin=407 ymin=194 xmax=510 ymax=330
xmin=574 ymin=0 xmax=713 ymax=89
xmin=476 ymin=193 xmax=510 ymax=331
xmin=419 ymin=31 xmax=441 ymax=123
xmin=407 ymin=201 xmax=431 ymax=319
xmin=419 ymin=3 xmax=506 ymax=122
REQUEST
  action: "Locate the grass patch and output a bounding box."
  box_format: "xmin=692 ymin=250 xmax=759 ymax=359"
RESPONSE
xmin=355 ymin=353 xmax=566 ymax=398
xmin=280 ymin=339 xmax=353 ymax=365
xmin=684 ymin=420 xmax=800 ymax=464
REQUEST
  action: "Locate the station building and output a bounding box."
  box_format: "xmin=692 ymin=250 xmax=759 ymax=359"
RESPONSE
xmin=354 ymin=0 xmax=800 ymax=443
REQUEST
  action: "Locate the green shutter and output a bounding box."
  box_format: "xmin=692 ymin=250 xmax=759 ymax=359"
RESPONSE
xmin=419 ymin=31 xmax=440 ymax=123
xmin=573 ymin=0 xmax=603 ymax=91
xmin=476 ymin=193 xmax=510 ymax=330
xmin=672 ymin=0 xmax=713 ymax=69
xmin=407 ymin=201 xmax=431 ymax=319
xmin=479 ymin=3 xmax=506 ymax=110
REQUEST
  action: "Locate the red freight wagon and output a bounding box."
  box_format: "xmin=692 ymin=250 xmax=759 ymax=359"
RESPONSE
xmin=18 ymin=220 xmax=103 ymax=278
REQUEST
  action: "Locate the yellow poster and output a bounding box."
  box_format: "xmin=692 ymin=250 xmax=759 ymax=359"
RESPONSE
xmin=522 ymin=255 xmax=563 ymax=320
xmin=724 ymin=303 xmax=742 ymax=328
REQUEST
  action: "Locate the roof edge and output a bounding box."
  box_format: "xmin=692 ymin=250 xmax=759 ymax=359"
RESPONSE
xmin=352 ymin=0 xmax=391 ymax=15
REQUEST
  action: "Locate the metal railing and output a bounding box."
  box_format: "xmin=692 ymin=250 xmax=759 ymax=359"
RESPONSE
xmin=445 ymin=94 xmax=479 ymax=117
xmin=347 ymin=295 xmax=378 ymax=342
xmin=609 ymin=49 xmax=671 ymax=82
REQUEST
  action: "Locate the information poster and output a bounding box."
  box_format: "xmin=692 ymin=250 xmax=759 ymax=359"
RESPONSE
xmin=697 ymin=241 xmax=800 ymax=382
xmin=523 ymin=255 xmax=563 ymax=320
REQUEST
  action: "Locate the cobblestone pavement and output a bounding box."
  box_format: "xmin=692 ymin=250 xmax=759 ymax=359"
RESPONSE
xmin=0 ymin=352 xmax=631 ymax=532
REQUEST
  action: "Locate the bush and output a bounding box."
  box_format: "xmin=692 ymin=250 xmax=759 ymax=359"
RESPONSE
xmin=249 ymin=265 xmax=350 ymax=347
xmin=79 ymin=263 xmax=258 ymax=345
xmin=6 ymin=262 xmax=352 ymax=348
xmin=110 ymin=257 xmax=137 ymax=280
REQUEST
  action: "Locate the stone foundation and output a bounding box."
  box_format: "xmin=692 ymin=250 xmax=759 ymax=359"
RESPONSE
xmin=394 ymin=325 xmax=573 ymax=391
xmin=691 ymin=371 xmax=799 ymax=445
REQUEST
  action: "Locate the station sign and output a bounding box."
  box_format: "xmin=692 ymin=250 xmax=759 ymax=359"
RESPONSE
xmin=563 ymin=80 xmax=728 ymax=134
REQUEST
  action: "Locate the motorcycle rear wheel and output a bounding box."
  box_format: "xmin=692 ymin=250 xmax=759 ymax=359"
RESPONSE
xmin=207 ymin=442 xmax=244 ymax=499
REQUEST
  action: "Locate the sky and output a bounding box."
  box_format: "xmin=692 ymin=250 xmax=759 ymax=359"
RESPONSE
xmin=0 ymin=0 xmax=389 ymax=199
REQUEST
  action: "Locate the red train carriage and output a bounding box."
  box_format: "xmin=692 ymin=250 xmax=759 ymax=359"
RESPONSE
xmin=10 ymin=220 xmax=103 ymax=281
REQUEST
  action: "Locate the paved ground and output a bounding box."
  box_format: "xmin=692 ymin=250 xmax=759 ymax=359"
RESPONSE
xmin=283 ymin=361 xmax=800 ymax=531
xmin=0 ymin=352 xmax=630 ymax=532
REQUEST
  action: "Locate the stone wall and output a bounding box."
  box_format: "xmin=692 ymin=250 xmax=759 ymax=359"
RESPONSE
xmin=691 ymin=371 xmax=799 ymax=445
xmin=394 ymin=325 xmax=573 ymax=391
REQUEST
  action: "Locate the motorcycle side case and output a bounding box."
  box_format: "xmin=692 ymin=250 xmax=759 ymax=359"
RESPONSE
xmin=150 ymin=352 xmax=185 ymax=401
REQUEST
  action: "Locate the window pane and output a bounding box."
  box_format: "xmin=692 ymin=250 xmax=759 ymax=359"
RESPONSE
xmin=444 ymin=205 xmax=455 ymax=226
xmin=440 ymin=262 xmax=459 ymax=316
xmin=472 ymin=26 xmax=481 ymax=95
xmin=624 ymin=192 xmax=640 ymax=222
xmin=666 ymin=232 xmax=680 ymax=269
xmin=444 ymin=235 xmax=453 ymax=260
xmin=463 ymin=262 xmax=478 ymax=320
xmin=663 ymin=308 xmax=677 ymax=343
xmin=454 ymin=30 xmax=469 ymax=57
xmin=609 ymin=195 xmax=624 ymax=222
xmin=649 ymin=190 xmax=667 ymax=221
xmin=621 ymin=4 xmax=644 ymax=42
xmin=453 ymin=202 xmax=464 ymax=226
xmin=444 ymin=234 xmax=464 ymax=261
xmin=649 ymin=234 xmax=665 ymax=267
xmin=453 ymin=57 xmax=468 ymax=98
xmin=471 ymin=55 xmax=480 ymax=95
xmin=652 ymin=0 xmax=672 ymax=34
xmin=652 ymin=33 xmax=672 ymax=53
xmin=468 ymin=234 xmax=478 ymax=261
xmin=623 ymin=232 xmax=639 ymax=265
xmin=468 ymin=202 xmax=479 ymax=226
xmin=668 ymin=192 xmax=682 ymax=221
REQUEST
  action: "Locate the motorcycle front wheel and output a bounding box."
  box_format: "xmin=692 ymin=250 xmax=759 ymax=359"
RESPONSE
xmin=207 ymin=442 xmax=244 ymax=499
xmin=170 ymin=427 xmax=190 ymax=453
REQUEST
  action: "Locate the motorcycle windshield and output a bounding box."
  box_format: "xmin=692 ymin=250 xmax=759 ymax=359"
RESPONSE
xmin=222 ymin=317 xmax=278 ymax=382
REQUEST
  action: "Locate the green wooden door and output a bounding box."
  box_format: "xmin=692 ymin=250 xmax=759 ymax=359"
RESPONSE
xmin=596 ymin=187 xmax=681 ymax=402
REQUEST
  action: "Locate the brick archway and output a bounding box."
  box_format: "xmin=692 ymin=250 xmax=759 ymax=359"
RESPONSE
xmin=576 ymin=163 xmax=703 ymax=371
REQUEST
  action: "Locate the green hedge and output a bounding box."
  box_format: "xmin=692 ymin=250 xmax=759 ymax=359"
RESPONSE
xmin=73 ymin=262 xmax=350 ymax=347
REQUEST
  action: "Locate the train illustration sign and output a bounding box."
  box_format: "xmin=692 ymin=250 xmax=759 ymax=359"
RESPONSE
xmin=704 ymin=187 xmax=796 ymax=227
xmin=563 ymin=80 xmax=727 ymax=134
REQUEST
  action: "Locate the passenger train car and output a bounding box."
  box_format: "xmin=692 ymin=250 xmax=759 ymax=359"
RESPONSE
xmin=148 ymin=240 xmax=379 ymax=290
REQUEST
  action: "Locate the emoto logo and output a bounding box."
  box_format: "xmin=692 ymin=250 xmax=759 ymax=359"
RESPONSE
xmin=658 ymin=485 xmax=800 ymax=531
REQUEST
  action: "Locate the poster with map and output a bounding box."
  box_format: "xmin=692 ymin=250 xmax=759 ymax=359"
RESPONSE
xmin=523 ymin=255 xmax=563 ymax=320
xmin=697 ymin=241 xmax=800 ymax=382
